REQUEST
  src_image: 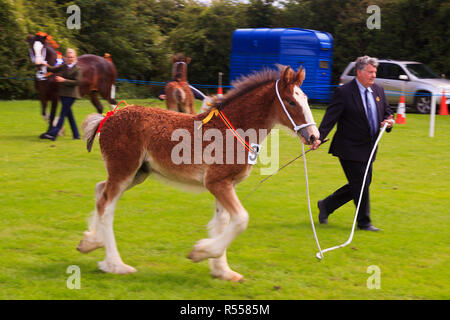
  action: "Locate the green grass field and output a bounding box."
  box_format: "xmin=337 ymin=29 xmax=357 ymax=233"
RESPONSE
xmin=0 ymin=99 xmax=449 ymax=300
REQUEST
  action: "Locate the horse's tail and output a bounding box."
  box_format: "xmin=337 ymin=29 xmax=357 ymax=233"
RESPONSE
xmin=82 ymin=113 xmax=104 ymax=152
xmin=173 ymin=87 xmax=186 ymax=104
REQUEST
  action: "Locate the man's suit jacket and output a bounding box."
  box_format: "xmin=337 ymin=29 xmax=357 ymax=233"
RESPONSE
xmin=319 ymin=79 xmax=393 ymax=162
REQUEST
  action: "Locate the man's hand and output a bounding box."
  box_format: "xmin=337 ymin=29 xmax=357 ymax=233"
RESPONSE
xmin=380 ymin=115 xmax=394 ymax=128
xmin=55 ymin=76 xmax=65 ymax=83
xmin=311 ymin=139 xmax=321 ymax=150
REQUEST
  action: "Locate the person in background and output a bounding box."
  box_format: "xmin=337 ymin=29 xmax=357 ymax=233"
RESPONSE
xmin=311 ymin=56 xmax=394 ymax=231
xmin=40 ymin=48 xmax=82 ymax=141
xmin=55 ymin=51 xmax=63 ymax=66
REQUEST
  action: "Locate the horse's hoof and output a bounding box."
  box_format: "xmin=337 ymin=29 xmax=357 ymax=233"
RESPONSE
xmin=211 ymin=270 xmax=244 ymax=282
xmin=188 ymin=249 xmax=209 ymax=263
xmin=98 ymin=260 xmax=137 ymax=274
xmin=77 ymin=239 xmax=103 ymax=253
xmin=77 ymin=231 xmax=104 ymax=253
xmin=188 ymin=239 xmax=220 ymax=262
xmin=231 ymin=273 xmax=245 ymax=282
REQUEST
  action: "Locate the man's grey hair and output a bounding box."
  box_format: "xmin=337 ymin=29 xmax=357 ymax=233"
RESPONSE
xmin=355 ymin=56 xmax=379 ymax=71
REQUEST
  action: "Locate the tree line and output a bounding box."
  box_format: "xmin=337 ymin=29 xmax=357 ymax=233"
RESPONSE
xmin=0 ymin=0 xmax=448 ymax=99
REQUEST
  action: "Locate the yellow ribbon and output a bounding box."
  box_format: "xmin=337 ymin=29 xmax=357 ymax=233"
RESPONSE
xmin=198 ymin=107 xmax=218 ymax=129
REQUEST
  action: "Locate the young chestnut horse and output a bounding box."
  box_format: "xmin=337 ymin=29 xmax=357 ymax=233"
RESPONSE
xmin=165 ymin=54 xmax=195 ymax=114
xmin=27 ymin=33 xmax=118 ymax=131
xmin=78 ymin=66 xmax=319 ymax=281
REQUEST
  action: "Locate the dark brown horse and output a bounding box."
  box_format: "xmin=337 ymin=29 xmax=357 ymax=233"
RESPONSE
xmin=165 ymin=53 xmax=195 ymax=114
xmin=27 ymin=33 xmax=117 ymax=131
xmin=27 ymin=33 xmax=59 ymax=131
xmin=78 ymin=66 xmax=319 ymax=281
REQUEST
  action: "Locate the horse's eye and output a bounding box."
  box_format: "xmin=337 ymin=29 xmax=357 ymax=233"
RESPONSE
xmin=287 ymin=100 xmax=296 ymax=107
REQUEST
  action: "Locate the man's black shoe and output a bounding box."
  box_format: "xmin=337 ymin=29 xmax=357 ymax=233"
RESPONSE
xmin=40 ymin=133 xmax=56 ymax=141
xmin=318 ymin=200 xmax=329 ymax=224
xmin=358 ymin=225 xmax=381 ymax=231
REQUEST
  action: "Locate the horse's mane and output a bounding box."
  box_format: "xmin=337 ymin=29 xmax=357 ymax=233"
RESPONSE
xmin=214 ymin=67 xmax=281 ymax=110
xmin=35 ymin=32 xmax=60 ymax=50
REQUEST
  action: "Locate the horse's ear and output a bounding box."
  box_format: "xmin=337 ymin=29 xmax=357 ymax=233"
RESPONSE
xmin=186 ymin=57 xmax=191 ymax=64
xmin=280 ymin=66 xmax=294 ymax=86
xmin=26 ymin=34 xmax=34 ymax=44
xmin=171 ymin=55 xmax=177 ymax=63
xmin=295 ymin=66 xmax=306 ymax=85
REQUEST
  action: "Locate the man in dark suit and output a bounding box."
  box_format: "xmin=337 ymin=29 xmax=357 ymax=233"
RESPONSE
xmin=311 ymin=56 xmax=395 ymax=231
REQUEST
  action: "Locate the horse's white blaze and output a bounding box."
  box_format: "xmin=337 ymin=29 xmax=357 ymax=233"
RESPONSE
xmin=110 ymin=84 xmax=116 ymax=100
xmin=172 ymin=61 xmax=187 ymax=77
xmin=33 ymin=41 xmax=44 ymax=65
xmin=293 ymin=86 xmax=320 ymax=140
xmin=293 ymin=86 xmax=313 ymax=123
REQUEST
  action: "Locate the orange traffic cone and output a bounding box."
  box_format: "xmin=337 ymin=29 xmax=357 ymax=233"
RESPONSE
xmin=395 ymin=95 xmax=406 ymax=124
xmin=217 ymin=72 xmax=223 ymax=98
xmin=217 ymin=86 xmax=223 ymax=98
xmin=439 ymin=90 xmax=448 ymax=115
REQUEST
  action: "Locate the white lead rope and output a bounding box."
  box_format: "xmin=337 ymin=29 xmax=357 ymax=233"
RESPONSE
xmin=301 ymin=142 xmax=323 ymax=258
xmin=188 ymin=85 xmax=206 ymax=100
xmin=303 ymin=122 xmax=389 ymax=260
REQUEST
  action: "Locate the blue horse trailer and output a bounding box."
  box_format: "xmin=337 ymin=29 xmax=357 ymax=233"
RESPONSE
xmin=229 ymin=28 xmax=333 ymax=103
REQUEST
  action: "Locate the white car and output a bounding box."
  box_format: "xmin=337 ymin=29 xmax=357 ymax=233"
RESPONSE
xmin=339 ymin=60 xmax=450 ymax=113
